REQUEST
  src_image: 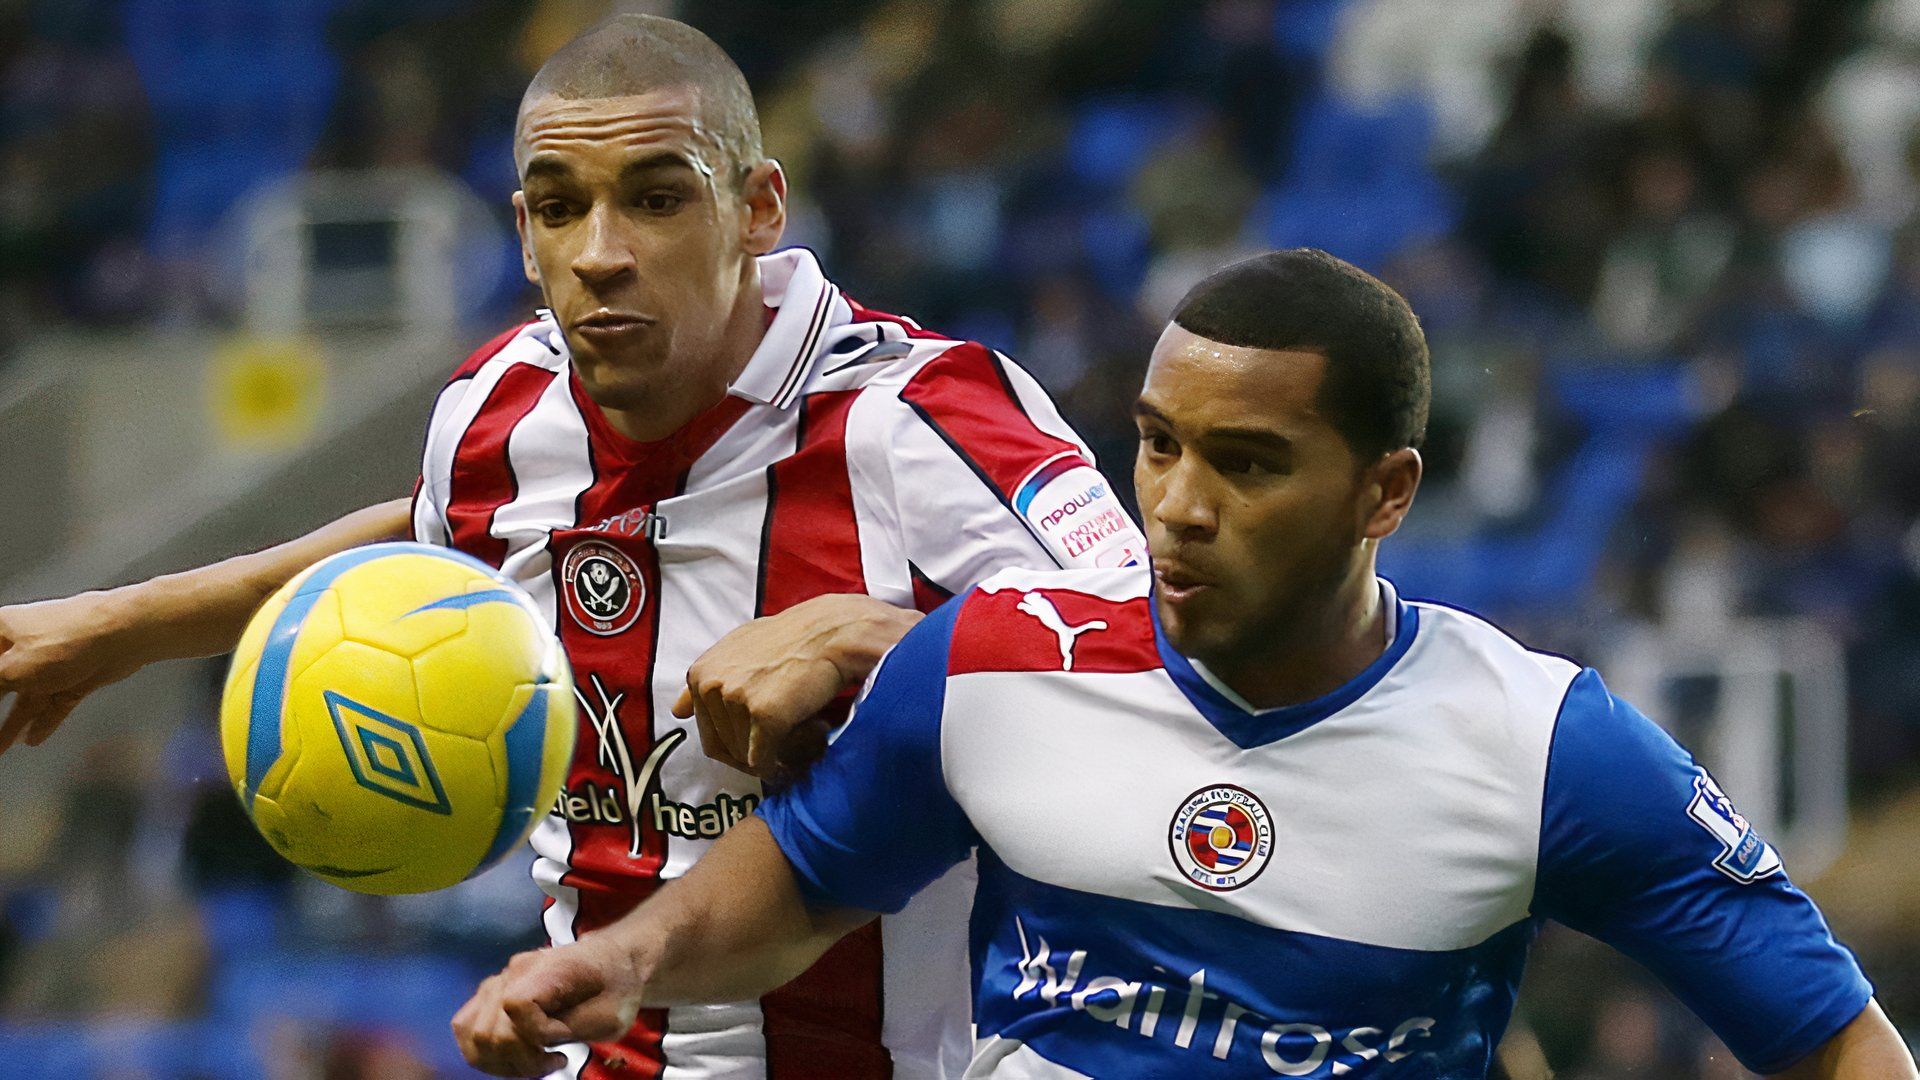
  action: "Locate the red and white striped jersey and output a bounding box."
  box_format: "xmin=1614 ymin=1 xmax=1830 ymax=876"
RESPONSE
xmin=410 ymin=248 xmax=1144 ymax=1080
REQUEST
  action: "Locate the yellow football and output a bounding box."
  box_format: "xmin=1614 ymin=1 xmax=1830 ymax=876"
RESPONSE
xmin=219 ymin=542 xmax=574 ymax=894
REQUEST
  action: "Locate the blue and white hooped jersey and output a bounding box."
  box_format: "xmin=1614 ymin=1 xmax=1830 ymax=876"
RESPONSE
xmin=758 ymin=565 xmax=1872 ymax=1078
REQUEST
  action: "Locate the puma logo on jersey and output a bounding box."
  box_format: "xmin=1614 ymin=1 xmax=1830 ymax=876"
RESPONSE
xmin=1017 ymin=592 xmax=1108 ymax=671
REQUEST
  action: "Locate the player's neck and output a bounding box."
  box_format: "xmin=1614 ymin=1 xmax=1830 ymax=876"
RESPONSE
xmin=1205 ymin=570 xmax=1387 ymax=713
xmin=599 ymin=263 xmax=768 ymax=443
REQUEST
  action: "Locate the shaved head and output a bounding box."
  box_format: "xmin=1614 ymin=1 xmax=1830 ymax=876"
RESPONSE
xmin=515 ymin=13 xmax=763 ymax=183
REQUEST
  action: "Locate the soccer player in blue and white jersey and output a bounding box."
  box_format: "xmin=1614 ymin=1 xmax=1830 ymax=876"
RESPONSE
xmin=472 ymin=250 xmax=1916 ymax=1078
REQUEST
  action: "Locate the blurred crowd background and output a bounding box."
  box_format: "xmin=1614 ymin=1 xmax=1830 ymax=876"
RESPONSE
xmin=4 ymin=0 xmax=1920 ymax=1076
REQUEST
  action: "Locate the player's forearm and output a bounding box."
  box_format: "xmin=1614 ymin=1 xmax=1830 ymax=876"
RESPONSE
xmin=1770 ymin=1000 xmax=1917 ymax=1079
xmin=817 ymin=591 xmax=921 ymax=676
xmin=103 ymin=498 xmax=413 ymax=659
xmin=799 ymin=593 xmax=924 ymax=686
xmin=617 ymin=818 xmax=871 ymax=1008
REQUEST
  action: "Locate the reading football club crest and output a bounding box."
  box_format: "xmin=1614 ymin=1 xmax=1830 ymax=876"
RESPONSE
xmin=562 ymin=541 xmax=644 ymax=636
xmin=1170 ymin=784 xmax=1274 ymax=891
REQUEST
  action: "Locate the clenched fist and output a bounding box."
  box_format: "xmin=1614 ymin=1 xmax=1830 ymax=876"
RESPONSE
xmin=452 ymin=933 xmax=644 ymax=1076
xmin=672 ymin=592 xmax=920 ymax=778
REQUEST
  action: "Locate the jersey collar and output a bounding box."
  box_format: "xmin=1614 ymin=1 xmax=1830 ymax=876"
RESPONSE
xmin=1151 ymin=579 xmax=1420 ymax=750
xmin=728 ymin=247 xmax=849 ymax=410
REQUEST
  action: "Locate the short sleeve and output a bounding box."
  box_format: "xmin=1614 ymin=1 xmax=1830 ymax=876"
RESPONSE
xmin=850 ymin=343 xmax=1144 ymax=606
xmin=413 ymin=322 xmax=532 ymax=548
xmin=1534 ymin=668 xmax=1872 ymax=1074
xmin=757 ymin=594 xmax=977 ymax=914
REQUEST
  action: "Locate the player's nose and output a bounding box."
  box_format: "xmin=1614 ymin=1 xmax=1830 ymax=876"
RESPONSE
xmin=570 ymin=205 xmax=636 ymax=286
xmin=1150 ymin=462 xmax=1217 ymax=537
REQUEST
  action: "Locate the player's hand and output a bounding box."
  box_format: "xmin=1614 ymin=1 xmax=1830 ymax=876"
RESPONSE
xmin=672 ymin=593 xmax=921 ymax=778
xmin=0 ymin=590 xmax=152 ymax=756
xmin=453 ymin=937 xmax=640 ymax=1076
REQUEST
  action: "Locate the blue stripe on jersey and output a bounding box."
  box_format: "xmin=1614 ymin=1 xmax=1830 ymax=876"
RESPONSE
xmin=1150 ymin=593 xmax=1419 ymax=749
xmin=969 ymin=851 xmax=1529 ymax=1079
xmin=760 ymin=591 xmax=978 ymax=914
xmin=1533 ymin=668 xmax=1872 ymax=1073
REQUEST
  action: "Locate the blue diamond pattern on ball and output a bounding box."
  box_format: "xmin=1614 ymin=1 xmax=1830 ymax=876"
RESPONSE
xmin=323 ymin=690 xmax=452 ymax=815
xmin=359 ymin=727 xmax=417 ymax=785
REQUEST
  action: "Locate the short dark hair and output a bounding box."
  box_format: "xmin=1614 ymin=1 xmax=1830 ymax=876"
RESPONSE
xmin=1171 ymin=249 xmax=1430 ymax=460
xmin=517 ymin=14 xmax=763 ymax=185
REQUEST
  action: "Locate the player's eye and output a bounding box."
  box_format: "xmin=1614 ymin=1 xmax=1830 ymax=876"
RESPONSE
xmin=1139 ymin=431 xmax=1177 ymax=459
xmin=1212 ymin=451 xmax=1281 ymax=478
xmin=637 ymin=191 xmax=685 ymax=214
xmin=534 ymin=200 xmax=576 ymax=226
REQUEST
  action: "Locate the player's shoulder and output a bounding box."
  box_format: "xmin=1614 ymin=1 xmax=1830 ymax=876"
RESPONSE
xmin=831 ymin=339 xmax=1007 ymax=406
xmin=1396 ymin=601 xmax=1689 ymax=802
xmin=1397 ymin=591 xmax=1589 ymax=760
xmin=445 ymin=314 xmax=567 ymax=385
xmin=1405 ymin=595 xmax=1583 ymax=695
xmin=810 ymin=299 xmax=1021 ymax=401
xmin=973 ymin=563 xmax=1151 ymax=602
xmin=943 ymin=564 xmax=1160 ymax=677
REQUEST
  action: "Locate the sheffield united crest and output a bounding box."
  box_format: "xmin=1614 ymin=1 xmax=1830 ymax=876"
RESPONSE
xmin=562 ymin=541 xmax=644 ymax=636
xmin=1169 ymin=784 xmax=1274 ymax=891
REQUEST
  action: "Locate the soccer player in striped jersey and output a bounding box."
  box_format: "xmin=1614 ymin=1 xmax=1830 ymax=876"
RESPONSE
xmin=473 ymin=251 xmax=1916 ymax=1079
xmin=0 ymin=14 xmax=1141 ymax=1080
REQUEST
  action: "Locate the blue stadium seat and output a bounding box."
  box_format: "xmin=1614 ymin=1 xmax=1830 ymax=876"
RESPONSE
xmin=209 ymin=947 xmax=487 ymax=1073
xmin=1258 ymin=184 xmax=1454 ymax=271
xmin=1272 ymin=0 xmax=1351 ymax=61
xmin=0 ymin=1022 xmax=96 ymax=1077
xmin=1067 ymin=96 xmax=1192 ymax=192
xmin=197 ymin=886 xmax=285 ymax=960
xmin=1549 ymin=363 xmax=1699 ymax=433
xmin=1080 ymin=205 xmax=1152 ymax=299
xmin=86 ymin=1020 xmax=216 ymax=1079
xmin=1383 ymin=364 xmax=1699 ymax=611
xmin=1284 ymin=94 xmax=1435 ymax=192
xmin=1258 ymin=94 xmax=1455 ymax=270
xmin=122 ymin=0 xmax=340 ymax=257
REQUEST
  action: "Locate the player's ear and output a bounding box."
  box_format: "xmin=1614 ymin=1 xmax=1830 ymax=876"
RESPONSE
xmin=1360 ymin=447 xmax=1421 ymax=542
xmin=738 ymin=159 xmax=786 ymax=256
xmin=511 ymin=191 xmax=540 ymax=285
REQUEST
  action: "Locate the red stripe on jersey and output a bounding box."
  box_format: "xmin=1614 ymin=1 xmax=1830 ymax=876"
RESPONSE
xmin=444 ymin=363 xmax=558 ymax=568
xmin=575 ymin=880 xmax=669 ymax=1080
xmin=757 ymin=391 xmax=865 ymax=613
xmin=898 ymin=342 xmax=1087 ymax=522
xmin=549 ymin=384 xmax=756 ymax=1080
xmin=948 ymin=588 xmax=1160 ymax=676
xmin=760 ymin=922 xmax=889 ymax=1080
xmin=756 ymin=389 xmax=890 ymax=1078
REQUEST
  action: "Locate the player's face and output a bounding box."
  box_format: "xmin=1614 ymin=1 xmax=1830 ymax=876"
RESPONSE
xmin=513 ymin=88 xmax=785 ymax=417
xmin=1134 ymin=324 xmax=1416 ymax=667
